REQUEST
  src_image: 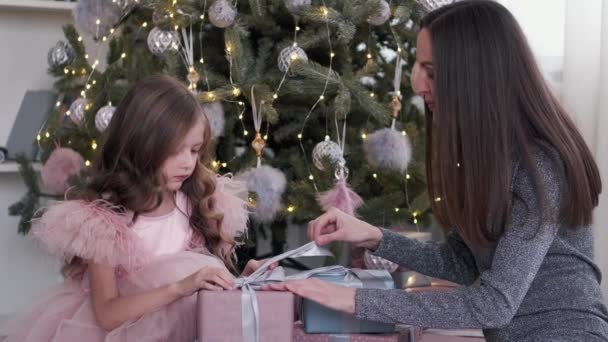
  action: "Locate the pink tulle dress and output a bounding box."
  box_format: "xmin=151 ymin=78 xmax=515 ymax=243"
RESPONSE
xmin=4 ymin=176 xmax=248 ymax=342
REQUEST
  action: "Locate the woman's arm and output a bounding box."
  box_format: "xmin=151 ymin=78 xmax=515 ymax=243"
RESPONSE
xmin=372 ymin=229 xmax=479 ymax=285
xmin=89 ymin=263 xmax=235 ymax=331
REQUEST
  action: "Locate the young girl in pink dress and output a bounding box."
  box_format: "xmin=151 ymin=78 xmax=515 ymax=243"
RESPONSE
xmin=4 ymin=75 xmax=264 ymax=341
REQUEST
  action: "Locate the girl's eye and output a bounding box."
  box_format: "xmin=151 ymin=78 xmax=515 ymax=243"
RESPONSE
xmin=191 ymin=149 xmax=199 ymax=154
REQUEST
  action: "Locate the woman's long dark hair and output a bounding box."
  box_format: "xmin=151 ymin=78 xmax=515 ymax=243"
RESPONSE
xmin=421 ymin=0 xmax=601 ymax=247
xmin=64 ymin=75 xmax=238 ymax=277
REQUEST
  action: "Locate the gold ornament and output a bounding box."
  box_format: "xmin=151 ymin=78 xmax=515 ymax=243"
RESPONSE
xmin=251 ymin=132 xmax=266 ymax=157
xmin=391 ymin=95 xmax=402 ymax=119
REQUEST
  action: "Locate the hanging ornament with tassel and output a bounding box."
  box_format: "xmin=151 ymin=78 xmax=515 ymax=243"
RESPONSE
xmin=364 ymin=53 xmax=412 ymax=174
xmin=315 ymin=114 xmax=365 ymax=267
xmin=237 ymin=86 xmax=287 ymax=224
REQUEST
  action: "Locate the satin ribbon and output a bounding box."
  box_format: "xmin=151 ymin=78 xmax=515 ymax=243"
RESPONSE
xmin=234 ymin=242 xmax=392 ymax=342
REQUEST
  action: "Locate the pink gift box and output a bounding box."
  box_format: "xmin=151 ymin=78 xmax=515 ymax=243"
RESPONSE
xmin=293 ymin=322 xmax=422 ymax=342
xmin=197 ymin=290 xmax=295 ymax=342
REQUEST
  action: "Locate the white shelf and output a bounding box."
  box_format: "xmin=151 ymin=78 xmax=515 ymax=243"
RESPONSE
xmin=0 ymin=0 xmax=76 ymax=12
xmin=0 ymin=162 xmax=42 ymax=173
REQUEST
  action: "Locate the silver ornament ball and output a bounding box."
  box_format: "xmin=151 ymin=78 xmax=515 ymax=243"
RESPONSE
xmin=208 ymin=0 xmax=237 ymax=28
xmin=95 ymin=103 xmax=115 ymax=132
xmin=278 ymin=45 xmax=308 ymax=76
xmin=312 ymin=136 xmax=343 ymax=171
xmin=68 ymin=97 xmax=87 ymax=126
xmin=47 ymin=41 xmax=75 ymax=68
xmin=147 ymin=27 xmax=179 ymax=56
xmin=284 ymin=0 xmax=311 ymax=14
xmin=368 ymin=0 xmax=391 ymax=26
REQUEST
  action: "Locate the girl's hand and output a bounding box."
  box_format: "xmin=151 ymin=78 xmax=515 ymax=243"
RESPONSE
xmin=174 ymin=266 xmax=236 ymax=296
xmin=262 ymin=279 xmax=356 ymax=315
xmin=308 ymin=207 xmax=383 ymax=250
xmin=240 ymin=259 xmax=279 ymax=277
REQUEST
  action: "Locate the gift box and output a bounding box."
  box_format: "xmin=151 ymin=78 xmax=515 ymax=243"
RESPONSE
xmin=294 ymin=322 xmax=423 ymax=342
xmin=301 ymin=268 xmax=396 ymax=334
xmin=197 ymin=290 xmax=294 ymax=342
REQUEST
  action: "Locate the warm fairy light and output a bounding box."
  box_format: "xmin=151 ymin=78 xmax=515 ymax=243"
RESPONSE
xmin=414 ymin=218 xmax=419 ymax=224
xmin=297 ymin=133 xmax=302 ymax=139
xmin=85 ymin=54 xmax=89 ymax=59
xmin=102 ymin=36 xmax=107 ymax=42
xmin=45 ymin=132 xmax=50 ymax=138
xmin=397 ymin=47 xmax=402 ymax=53
xmin=170 ymin=12 xmax=175 ymax=18
xmin=273 ymin=94 xmax=278 ymax=99
xmin=232 ymin=87 xmax=241 ymax=96
xmin=401 ymin=131 xmax=406 ymax=136
xmin=66 ymin=110 xmax=71 ymax=116
xmin=435 ymin=197 xmax=442 ymax=202
xmin=413 ymin=211 xmax=419 ymax=217
xmin=457 ymin=163 xmax=461 ymax=167
xmin=92 ymin=80 xmax=97 ymax=85
xmin=295 ymin=26 xmax=301 ymax=31
xmin=85 ymin=103 xmax=91 ymax=110
xmin=96 ymin=19 xmax=101 ymax=25
xmin=81 ymin=68 xmax=87 ymax=75
xmin=292 ymin=42 xmax=298 ymax=47
xmin=367 ymin=53 xmax=372 ymax=59
xmin=80 ymin=90 xmax=86 ymax=97
xmin=321 ymin=6 xmax=329 ymax=16
xmin=55 ymin=101 xmax=61 ymax=107
xmin=238 ymin=114 xmax=243 ymax=120
xmin=199 ymin=58 xmax=204 ymax=64
xmin=91 ymin=140 xmax=98 ymax=150
xmin=406 ymin=174 xmax=411 ymax=180
xmin=221 ymin=162 xmax=227 ymax=168
xmin=361 ymin=133 xmax=367 ymax=139
xmin=77 ymin=36 xmax=83 ymax=42
xmin=71 ymin=70 xmax=76 ymax=75
xmin=395 ymin=208 xmax=400 ymax=212
xmin=200 ymin=14 xmax=205 ymax=20
xmin=238 ymin=101 xmax=244 ymax=106
xmin=244 ymin=130 xmax=249 ymax=136
xmin=86 ymin=84 xmax=91 ymax=90
xmin=142 ymin=22 xmax=148 ymax=28
xmin=85 ymin=160 xmax=91 ymax=166
xmin=290 ymin=52 xmax=299 ymax=60
xmin=174 ymin=25 xmax=179 ymax=30
xmin=110 ymin=28 xmax=115 ymax=34
xmin=212 ymin=160 xmax=219 ymax=169
xmin=63 ymin=68 xmax=69 ymax=74
xmin=287 ymin=205 xmax=295 ymax=212
xmin=370 ymin=92 xmax=375 ymax=97
xmin=330 ymin=52 xmax=335 ymax=58
xmin=226 ymin=45 xmax=232 ymax=54
xmin=36 ymin=134 xmax=41 ymax=141
xmin=263 ymin=135 xmax=268 ymax=140
xmin=309 ymin=174 xmax=314 ymax=180
xmin=319 ymin=95 xmax=325 ymax=100
xmin=373 ymin=173 xmax=378 ymax=179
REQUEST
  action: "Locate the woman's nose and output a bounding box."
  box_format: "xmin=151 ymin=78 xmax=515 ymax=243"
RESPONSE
xmin=411 ymin=63 xmax=430 ymax=96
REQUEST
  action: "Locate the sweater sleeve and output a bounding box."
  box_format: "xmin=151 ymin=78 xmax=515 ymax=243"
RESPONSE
xmin=355 ymin=149 xmax=563 ymax=329
xmin=372 ymin=229 xmax=479 ymax=285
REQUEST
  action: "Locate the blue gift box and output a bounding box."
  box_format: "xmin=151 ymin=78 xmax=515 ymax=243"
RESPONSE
xmin=301 ymin=268 xmax=396 ymax=334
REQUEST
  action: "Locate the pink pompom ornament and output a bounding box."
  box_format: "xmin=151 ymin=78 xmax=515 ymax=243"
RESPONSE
xmin=40 ymin=147 xmax=85 ymax=196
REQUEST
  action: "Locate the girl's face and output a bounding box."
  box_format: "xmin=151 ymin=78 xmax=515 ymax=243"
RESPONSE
xmin=411 ymin=28 xmax=436 ymax=113
xmin=160 ymin=115 xmax=205 ymax=192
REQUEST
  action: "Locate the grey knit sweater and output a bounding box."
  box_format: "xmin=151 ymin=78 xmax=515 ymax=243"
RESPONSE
xmin=355 ymin=144 xmax=608 ymax=341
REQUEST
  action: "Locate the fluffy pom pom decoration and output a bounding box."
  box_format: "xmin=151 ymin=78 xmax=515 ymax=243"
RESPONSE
xmin=237 ymin=165 xmax=286 ymax=224
xmin=368 ymin=0 xmax=391 ymax=26
xmin=211 ymin=175 xmax=250 ymax=238
xmin=41 ymin=147 xmax=85 ymax=196
xmin=364 ymin=128 xmax=412 ymax=174
xmin=317 ymin=176 xmax=363 ymax=216
xmin=73 ymin=0 xmax=121 ymax=39
xmin=202 ymin=102 xmax=225 ymax=140
xmin=31 ymin=200 xmax=147 ymax=271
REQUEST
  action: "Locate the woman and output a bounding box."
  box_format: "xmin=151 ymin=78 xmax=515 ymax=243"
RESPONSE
xmin=266 ymin=1 xmax=608 ymax=341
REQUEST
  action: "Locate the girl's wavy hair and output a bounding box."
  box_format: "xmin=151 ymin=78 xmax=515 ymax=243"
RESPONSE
xmin=63 ymin=74 xmax=238 ymax=277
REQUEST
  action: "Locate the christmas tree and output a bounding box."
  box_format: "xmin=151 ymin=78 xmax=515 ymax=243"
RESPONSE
xmin=10 ymin=0 xmax=435 ymax=266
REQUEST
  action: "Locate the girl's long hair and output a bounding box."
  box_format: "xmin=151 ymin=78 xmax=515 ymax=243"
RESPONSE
xmin=64 ymin=74 xmax=237 ymax=277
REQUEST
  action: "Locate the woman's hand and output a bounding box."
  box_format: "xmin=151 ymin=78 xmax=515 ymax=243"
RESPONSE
xmin=262 ymin=279 xmax=356 ymax=315
xmin=308 ymin=207 xmax=383 ymax=250
xmin=240 ymin=259 xmax=278 ymax=277
xmin=174 ymin=266 xmax=236 ymax=296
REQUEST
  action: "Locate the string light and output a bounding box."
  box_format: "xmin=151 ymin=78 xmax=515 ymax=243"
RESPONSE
xmin=63 ymin=68 xmax=69 ymax=74
xmin=297 ymin=133 xmax=302 ymax=139
xmin=395 ymin=208 xmax=400 ymax=212
xmin=273 ymin=94 xmax=278 ymax=99
xmin=36 ymin=134 xmax=41 ymax=142
xmin=77 ymin=36 xmax=83 ymax=42
xmin=287 ymin=205 xmax=295 ymax=212
xmin=309 ymin=174 xmax=314 ymax=180
xmin=200 ymin=14 xmax=205 ymax=20
xmin=45 ymin=132 xmax=50 ymax=138
xmin=406 ymin=174 xmax=411 ymax=180
xmin=142 ymin=22 xmax=148 ymax=28
xmin=295 ymin=26 xmax=301 ymax=31
xmin=95 ymin=19 xmax=100 ymax=25
xmin=321 ymin=6 xmax=329 ymax=16
xmin=264 ymin=135 xmax=268 ymax=140
xmin=370 ymin=92 xmax=375 ymax=97
xmin=85 ymin=160 xmax=91 ymax=167
xmin=361 ymin=133 xmax=367 ymax=139
xmin=244 ymin=130 xmax=249 ymax=136
xmin=319 ymin=95 xmax=325 ymax=100
xmin=221 ymin=162 xmax=227 ymax=168
xmin=110 ymin=28 xmax=115 ymax=34
xmin=91 ymin=140 xmax=98 ymax=150
xmin=232 ymin=87 xmax=241 ymax=96
xmin=330 ymin=52 xmax=335 ymax=58
xmin=86 ymin=84 xmax=91 ymax=90
xmin=55 ymin=101 xmax=61 ymax=107
xmin=92 ymin=80 xmax=97 ymax=85
xmin=71 ymin=70 xmax=76 ymax=75
xmin=435 ymin=197 xmax=442 ymax=202
xmin=401 ymin=130 xmax=406 ymax=136
xmin=84 ymin=54 xmax=89 ymax=59
xmin=373 ymin=173 xmax=378 ymax=179
xmin=367 ymin=53 xmax=372 ymax=59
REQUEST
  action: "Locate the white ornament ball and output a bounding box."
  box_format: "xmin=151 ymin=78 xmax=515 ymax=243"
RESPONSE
xmin=237 ymin=165 xmax=287 ymax=224
xmin=95 ymin=103 xmax=115 ymax=132
xmin=208 ymin=0 xmax=237 ymax=28
xmin=147 ymin=27 xmax=179 ymax=56
xmin=284 ymin=0 xmax=311 ymax=14
xmin=363 ymin=250 xmax=399 ymax=273
xmin=73 ymin=0 xmax=121 ymax=39
xmin=68 ymin=97 xmax=87 ymax=126
xmin=278 ymin=46 xmax=308 ymax=76
xmin=312 ymin=136 xmax=343 ymax=171
xmin=368 ymin=0 xmax=391 ymax=26
xmin=364 ymin=128 xmax=412 ymax=174
xmin=202 ymin=102 xmax=225 ymax=140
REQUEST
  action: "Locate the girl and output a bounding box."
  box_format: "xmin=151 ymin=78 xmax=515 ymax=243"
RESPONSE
xmin=5 ymin=75 xmax=265 ymax=341
xmin=266 ymin=1 xmax=608 ymax=341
